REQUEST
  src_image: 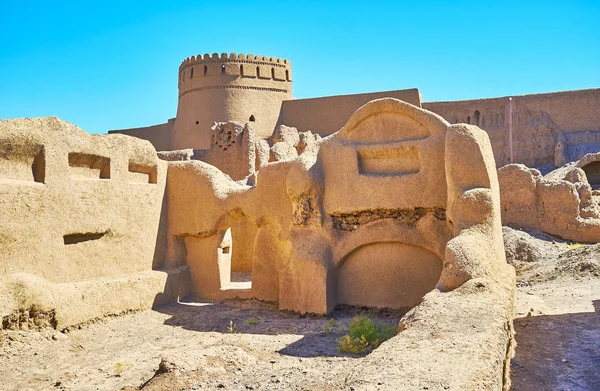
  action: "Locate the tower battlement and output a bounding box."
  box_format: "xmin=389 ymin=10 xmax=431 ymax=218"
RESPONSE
xmin=178 ymin=52 xmax=292 ymax=95
xmin=180 ymin=52 xmax=290 ymax=68
xmin=173 ymin=52 xmax=293 ymax=149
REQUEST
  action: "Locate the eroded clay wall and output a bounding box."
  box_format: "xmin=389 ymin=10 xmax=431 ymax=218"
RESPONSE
xmin=165 ymin=98 xmax=509 ymax=318
xmin=279 ymin=89 xmax=422 ymax=136
xmin=499 ymin=160 xmax=600 ymax=243
xmin=424 ymin=88 xmax=600 ymax=168
xmin=0 ymin=117 xmax=189 ymax=329
xmin=109 ymin=119 xmax=174 ymax=152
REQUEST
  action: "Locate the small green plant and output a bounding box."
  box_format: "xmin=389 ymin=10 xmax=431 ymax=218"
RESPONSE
xmin=114 ymin=362 xmax=126 ymax=377
xmin=245 ymin=318 xmax=259 ymax=326
xmin=323 ymin=319 xmax=337 ymax=333
xmin=338 ymin=334 xmax=369 ymax=354
xmin=227 ymin=320 xmax=237 ymax=334
xmin=337 ymin=315 xmax=397 ymax=354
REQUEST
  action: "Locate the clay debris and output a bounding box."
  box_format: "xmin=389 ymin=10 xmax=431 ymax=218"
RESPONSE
xmin=331 ymin=207 xmax=446 ymax=231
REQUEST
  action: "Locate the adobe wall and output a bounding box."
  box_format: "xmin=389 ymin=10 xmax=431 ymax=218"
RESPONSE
xmin=424 ymin=88 xmax=600 ymax=168
xmin=166 ymin=98 xmax=511 ymax=314
xmin=173 ymin=53 xmax=292 ymax=150
xmin=108 ymin=118 xmax=174 ymax=152
xmin=162 ymin=98 xmax=516 ymax=389
xmin=279 ymin=89 xmax=422 ymax=136
xmin=0 ymin=117 xmax=189 ymax=330
xmin=499 ymin=155 xmax=600 ymax=243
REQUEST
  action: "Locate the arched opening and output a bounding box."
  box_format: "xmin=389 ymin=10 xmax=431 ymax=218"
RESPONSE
xmin=256 ymin=66 xmax=260 ymax=77
xmin=240 ymin=64 xmax=244 ymax=74
xmin=190 ymin=67 xmax=194 ymax=79
xmin=285 ymin=69 xmax=290 ymax=81
xmin=467 ymin=116 xmax=471 ymax=124
xmin=221 ymin=64 xmax=226 ymax=75
xmin=337 ymin=242 xmax=442 ymax=309
xmin=203 ymin=65 xmax=207 ymax=76
xmin=249 ymin=115 xmax=255 ymax=122
xmin=271 ymin=68 xmax=275 ymax=79
xmin=474 ymin=111 xmax=480 ymax=126
xmin=582 ymin=161 xmax=600 ymax=189
xmin=218 ymin=215 xmax=257 ymax=291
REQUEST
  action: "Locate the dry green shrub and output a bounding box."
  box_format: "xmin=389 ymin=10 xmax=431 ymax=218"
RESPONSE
xmin=337 ymin=315 xmax=397 ymax=354
xmin=245 ymin=318 xmax=259 ymax=326
xmin=323 ymin=319 xmax=337 ymax=333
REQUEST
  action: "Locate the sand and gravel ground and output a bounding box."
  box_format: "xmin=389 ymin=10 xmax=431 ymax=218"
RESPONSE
xmin=0 ymin=300 xmax=403 ymax=391
xmin=1 ymin=228 xmax=600 ymax=391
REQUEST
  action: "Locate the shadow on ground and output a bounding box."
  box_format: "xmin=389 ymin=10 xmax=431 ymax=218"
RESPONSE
xmin=511 ymin=299 xmax=600 ymax=391
xmin=154 ymin=298 xmax=406 ymax=358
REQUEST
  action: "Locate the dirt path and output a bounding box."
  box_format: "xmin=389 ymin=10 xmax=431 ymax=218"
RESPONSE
xmin=511 ymin=277 xmax=600 ymax=391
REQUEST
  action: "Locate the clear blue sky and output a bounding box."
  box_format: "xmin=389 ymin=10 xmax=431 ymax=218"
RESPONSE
xmin=1 ymin=1 xmax=598 ymax=134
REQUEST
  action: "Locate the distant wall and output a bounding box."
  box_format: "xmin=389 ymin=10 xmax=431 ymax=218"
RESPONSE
xmin=279 ymin=89 xmax=422 ymax=136
xmin=424 ymin=88 xmax=600 ymax=168
xmin=109 ymin=118 xmax=174 ymax=152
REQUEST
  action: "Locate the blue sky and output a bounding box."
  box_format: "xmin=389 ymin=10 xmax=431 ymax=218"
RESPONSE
xmin=0 ymin=0 xmax=598 ymax=134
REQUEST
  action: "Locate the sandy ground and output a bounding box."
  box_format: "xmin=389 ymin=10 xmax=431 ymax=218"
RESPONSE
xmin=2 ymin=277 xmax=598 ymax=391
xmin=2 ymin=230 xmax=600 ymax=390
xmin=0 ymin=301 xmax=403 ymax=391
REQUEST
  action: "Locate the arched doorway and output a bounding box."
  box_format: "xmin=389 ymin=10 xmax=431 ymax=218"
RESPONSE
xmin=336 ymin=242 xmax=442 ymax=309
xmin=581 ymin=161 xmax=600 ymax=189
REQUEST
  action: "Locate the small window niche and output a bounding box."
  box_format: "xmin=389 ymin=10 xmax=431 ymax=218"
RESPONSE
xmin=128 ymin=163 xmax=158 ymax=184
xmin=0 ymin=143 xmax=46 ymax=184
xmin=31 ymin=147 xmax=46 ymax=183
xmin=68 ymin=153 xmax=110 ymax=180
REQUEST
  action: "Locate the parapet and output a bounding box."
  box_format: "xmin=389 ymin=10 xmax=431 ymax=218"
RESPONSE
xmin=177 ymin=52 xmax=292 ymax=97
xmin=179 ymin=52 xmax=291 ymax=69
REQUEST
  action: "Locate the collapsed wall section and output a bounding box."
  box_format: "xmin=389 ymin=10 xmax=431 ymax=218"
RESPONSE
xmin=498 ymin=159 xmax=600 ymax=243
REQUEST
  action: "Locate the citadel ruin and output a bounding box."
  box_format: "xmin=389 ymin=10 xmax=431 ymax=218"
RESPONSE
xmin=2 ymin=52 xmax=600 ymax=390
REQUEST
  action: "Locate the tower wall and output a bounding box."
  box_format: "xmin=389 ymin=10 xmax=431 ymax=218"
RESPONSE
xmin=173 ymin=53 xmax=292 ymax=150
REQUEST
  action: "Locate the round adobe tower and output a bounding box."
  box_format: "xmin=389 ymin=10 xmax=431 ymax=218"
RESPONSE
xmin=172 ymin=52 xmax=293 ymax=150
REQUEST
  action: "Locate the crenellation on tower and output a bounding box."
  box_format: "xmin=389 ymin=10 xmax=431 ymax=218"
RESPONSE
xmin=172 ymin=52 xmax=293 ymax=150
